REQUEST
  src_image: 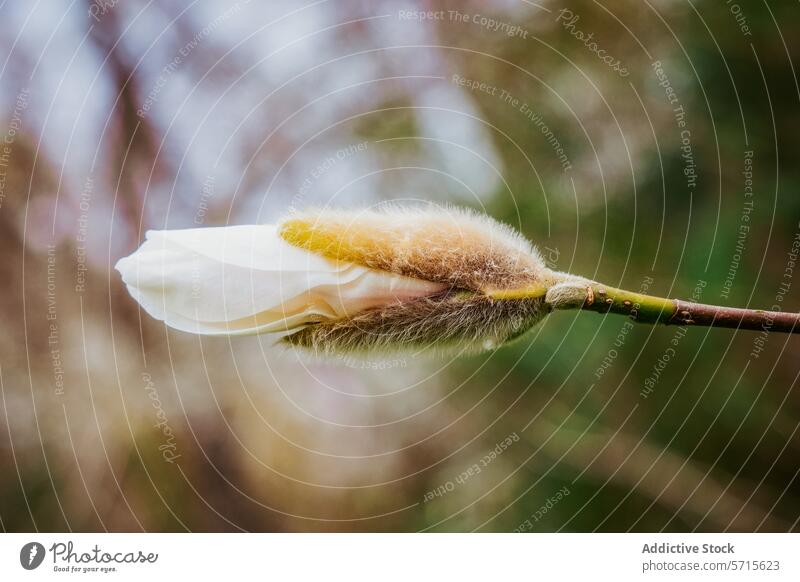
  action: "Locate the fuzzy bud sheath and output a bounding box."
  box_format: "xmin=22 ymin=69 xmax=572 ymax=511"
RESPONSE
xmin=278 ymin=206 xmax=588 ymax=354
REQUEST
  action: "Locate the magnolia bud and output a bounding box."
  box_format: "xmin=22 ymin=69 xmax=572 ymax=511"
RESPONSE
xmin=116 ymin=207 xmax=586 ymax=355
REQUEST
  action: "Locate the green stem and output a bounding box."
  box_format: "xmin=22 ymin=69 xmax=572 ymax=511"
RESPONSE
xmin=574 ymin=283 xmax=676 ymax=324
xmin=556 ymin=282 xmax=800 ymax=333
xmin=488 ymin=276 xmax=800 ymax=334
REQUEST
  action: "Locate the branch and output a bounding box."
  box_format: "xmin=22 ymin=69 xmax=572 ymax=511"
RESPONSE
xmin=549 ymin=281 xmax=800 ymax=333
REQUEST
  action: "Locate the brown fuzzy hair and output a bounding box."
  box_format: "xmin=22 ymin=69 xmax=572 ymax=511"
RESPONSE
xmin=279 ymin=205 xmax=556 ymax=292
xmin=283 ymin=291 xmax=547 ymax=356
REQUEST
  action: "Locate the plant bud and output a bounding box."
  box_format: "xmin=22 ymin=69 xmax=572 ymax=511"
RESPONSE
xmin=116 ymin=206 xmax=584 ymax=355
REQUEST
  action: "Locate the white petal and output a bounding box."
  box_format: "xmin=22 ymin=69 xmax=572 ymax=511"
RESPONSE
xmin=115 ymin=224 xmax=447 ymax=336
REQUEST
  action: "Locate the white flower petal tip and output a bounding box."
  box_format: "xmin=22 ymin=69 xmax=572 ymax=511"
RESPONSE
xmin=115 ymin=224 xmax=448 ymax=338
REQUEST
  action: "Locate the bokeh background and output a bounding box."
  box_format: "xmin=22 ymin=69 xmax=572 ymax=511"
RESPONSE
xmin=1 ymin=0 xmax=799 ymax=532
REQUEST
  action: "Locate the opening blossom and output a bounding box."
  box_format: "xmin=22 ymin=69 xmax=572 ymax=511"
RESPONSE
xmin=115 ymin=223 xmax=447 ymax=338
